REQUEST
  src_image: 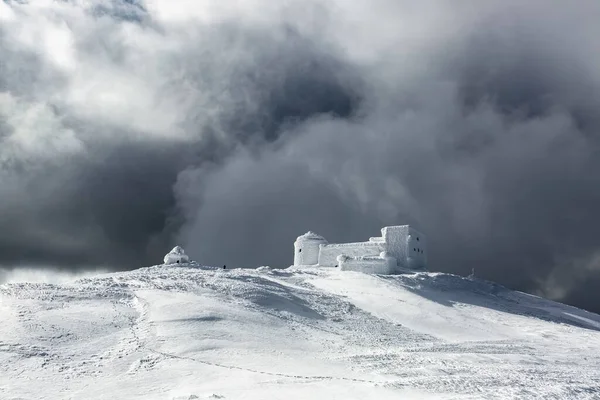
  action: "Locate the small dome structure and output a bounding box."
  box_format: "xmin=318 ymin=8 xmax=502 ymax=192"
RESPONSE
xmin=294 ymin=231 xmax=327 ymax=266
xmin=163 ymin=246 xmax=190 ymax=265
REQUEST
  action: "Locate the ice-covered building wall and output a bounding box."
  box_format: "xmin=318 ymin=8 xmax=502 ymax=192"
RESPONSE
xmin=318 ymin=241 xmax=384 ymax=267
xmin=382 ymin=226 xmax=427 ymax=270
xmin=337 ymin=252 xmax=396 ymax=274
xmin=404 ymin=226 xmax=427 ymax=270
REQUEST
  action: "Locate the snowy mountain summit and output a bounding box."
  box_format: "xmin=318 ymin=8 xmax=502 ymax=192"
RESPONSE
xmin=2 ymin=266 xmax=600 ymax=399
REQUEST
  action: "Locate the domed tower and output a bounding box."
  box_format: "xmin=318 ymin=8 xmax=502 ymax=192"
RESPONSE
xmin=294 ymin=232 xmax=328 ymax=266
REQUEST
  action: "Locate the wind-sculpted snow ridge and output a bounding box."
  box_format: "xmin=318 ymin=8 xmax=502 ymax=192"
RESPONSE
xmin=1 ymin=266 xmax=600 ymax=399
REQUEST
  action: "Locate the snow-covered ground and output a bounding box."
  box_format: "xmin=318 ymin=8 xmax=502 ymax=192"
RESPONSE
xmin=1 ymin=265 xmax=600 ymax=399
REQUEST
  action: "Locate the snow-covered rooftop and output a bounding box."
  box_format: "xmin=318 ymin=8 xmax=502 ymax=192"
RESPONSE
xmin=295 ymin=231 xmax=327 ymax=242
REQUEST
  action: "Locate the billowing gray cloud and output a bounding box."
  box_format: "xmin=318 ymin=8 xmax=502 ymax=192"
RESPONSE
xmin=2 ymin=0 xmax=600 ymax=313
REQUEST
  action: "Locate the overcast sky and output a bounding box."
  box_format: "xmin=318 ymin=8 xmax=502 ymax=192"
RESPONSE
xmin=2 ymin=0 xmax=600 ymax=313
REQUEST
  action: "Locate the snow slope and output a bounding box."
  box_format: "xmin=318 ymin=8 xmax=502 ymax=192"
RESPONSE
xmin=1 ymin=266 xmax=599 ymax=399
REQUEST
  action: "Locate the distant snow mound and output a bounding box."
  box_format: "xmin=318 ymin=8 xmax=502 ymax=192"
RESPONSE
xmin=163 ymin=246 xmax=190 ymax=265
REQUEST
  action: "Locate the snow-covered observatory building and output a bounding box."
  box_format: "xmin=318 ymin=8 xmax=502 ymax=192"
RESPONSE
xmin=293 ymin=225 xmax=426 ymax=274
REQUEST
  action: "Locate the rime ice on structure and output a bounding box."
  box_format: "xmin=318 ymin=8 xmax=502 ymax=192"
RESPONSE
xmin=294 ymin=232 xmax=328 ymax=266
xmin=163 ymin=246 xmax=190 ymax=265
xmin=293 ymin=226 xmax=426 ymax=274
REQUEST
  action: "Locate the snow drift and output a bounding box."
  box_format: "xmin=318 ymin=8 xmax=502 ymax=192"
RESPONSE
xmin=1 ymin=265 xmax=599 ymax=399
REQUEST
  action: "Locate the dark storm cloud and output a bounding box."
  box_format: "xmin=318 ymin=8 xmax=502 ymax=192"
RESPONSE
xmin=2 ymin=0 xmax=600 ymax=313
xmin=0 ymin=1 xmax=361 ymax=269
xmin=174 ymin=1 xmax=600 ymax=313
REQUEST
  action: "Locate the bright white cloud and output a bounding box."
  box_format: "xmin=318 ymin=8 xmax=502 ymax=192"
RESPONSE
xmin=0 ymin=93 xmax=84 ymax=167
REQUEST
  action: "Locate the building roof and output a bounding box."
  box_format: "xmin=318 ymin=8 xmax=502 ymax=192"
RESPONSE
xmin=296 ymin=231 xmax=327 ymax=242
